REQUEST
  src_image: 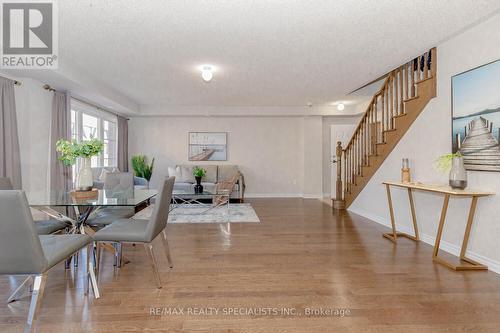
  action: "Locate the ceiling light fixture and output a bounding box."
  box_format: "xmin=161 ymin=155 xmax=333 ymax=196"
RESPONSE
xmin=337 ymin=103 xmax=345 ymax=111
xmin=200 ymin=65 xmax=214 ymax=82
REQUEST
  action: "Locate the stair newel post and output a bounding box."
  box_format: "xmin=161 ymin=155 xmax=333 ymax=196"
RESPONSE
xmin=333 ymin=141 xmax=346 ymax=210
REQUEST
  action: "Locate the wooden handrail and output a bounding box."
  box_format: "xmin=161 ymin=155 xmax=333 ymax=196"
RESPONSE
xmin=336 ymin=48 xmax=436 ymax=206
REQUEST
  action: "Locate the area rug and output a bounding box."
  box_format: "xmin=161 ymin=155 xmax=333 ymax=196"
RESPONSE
xmin=133 ymin=203 xmax=261 ymax=223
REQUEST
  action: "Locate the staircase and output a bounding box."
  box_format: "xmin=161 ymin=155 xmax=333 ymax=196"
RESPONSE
xmin=334 ymin=48 xmax=437 ymax=209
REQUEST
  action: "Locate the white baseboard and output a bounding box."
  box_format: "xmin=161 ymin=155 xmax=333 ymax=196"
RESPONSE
xmin=245 ymin=193 xmax=323 ymax=199
xmin=348 ymin=207 xmax=500 ymax=275
xmin=245 ymin=193 xmax=304 ymax=198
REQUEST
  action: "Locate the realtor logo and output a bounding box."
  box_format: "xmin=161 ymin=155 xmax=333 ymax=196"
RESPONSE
xmin=1 ymin=0 xmax=58 ymax=68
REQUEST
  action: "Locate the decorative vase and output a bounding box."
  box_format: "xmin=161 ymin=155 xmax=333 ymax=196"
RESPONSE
xmin=401 ymin=158 xmax=411 ymax=183
xmin=449 ymin=156 xmax=467 ymax=189
xmin=194 ymin=176 xmax=203 ymax=194
xmin=76 ymin=157 xmax=93 ymax=191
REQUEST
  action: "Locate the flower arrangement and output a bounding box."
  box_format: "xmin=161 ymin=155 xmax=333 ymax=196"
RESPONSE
xmin=435 ymin=152 xmax=462 ymax=173
xmin=56 ymin=138 xmax=104 ymax=166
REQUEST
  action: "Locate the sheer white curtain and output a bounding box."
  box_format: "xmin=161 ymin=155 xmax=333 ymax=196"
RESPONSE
xmin=49 ymin=91 xmax=72 ymax=191
xmin=0 ymin=77 xmax=22 ymax=189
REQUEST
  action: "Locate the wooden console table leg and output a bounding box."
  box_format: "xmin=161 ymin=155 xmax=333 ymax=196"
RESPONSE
xmin=383 ymin=184 xmax=419 ymax=243
xmin=432 ymin=195 xmax=487 ymax=271
xmin=433 ymin=194 xmax=449 ymax=258
xmin=457 ymin=196 xmax=487 ymax=270
xmin=407 ymin=188 xmax=420 ymax=241
xmin=383 ymin=184 xmax=398 ymax=243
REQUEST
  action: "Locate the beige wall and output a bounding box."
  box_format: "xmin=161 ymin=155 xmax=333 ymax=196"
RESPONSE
xmin=350 ymin=13 xmax=500 ymax=273
xmin=129 ymin=115 xmax=325 ymax=197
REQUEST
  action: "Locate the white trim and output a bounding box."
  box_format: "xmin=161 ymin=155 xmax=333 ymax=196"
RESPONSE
xmin=245 ymin=193 xmax=324 ymax=199
xmin=245 ymin=193 xmax=304 ymax=198
xmin=348 ymin=207 xmax=500 ymax=275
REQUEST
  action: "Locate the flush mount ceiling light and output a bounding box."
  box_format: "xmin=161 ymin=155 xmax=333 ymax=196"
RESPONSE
xmin=337 ymin=103 xmax=345 ymax=111
xmin=200 ymin=65 xmax=214 ymax=82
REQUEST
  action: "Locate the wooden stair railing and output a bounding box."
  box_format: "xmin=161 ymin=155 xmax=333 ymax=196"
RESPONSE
xmin=335 ymin=48 xmax=437 ymax=209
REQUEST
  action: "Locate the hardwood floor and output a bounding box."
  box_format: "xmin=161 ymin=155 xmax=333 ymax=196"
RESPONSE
xmin=2 ymin=198 xmax=500 ymax=332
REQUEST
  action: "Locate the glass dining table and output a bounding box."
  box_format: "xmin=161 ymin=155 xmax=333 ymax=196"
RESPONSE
xmin=27 ymin=188 xmax=157 ymax=228
xmin=27 ymin=188 xmax=158 ymax=267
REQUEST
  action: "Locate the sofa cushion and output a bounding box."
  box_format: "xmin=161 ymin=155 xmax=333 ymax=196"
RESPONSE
xmin=196 ymin=165 xmax=217 ymax=183
xmin=179 ymin=165 xmax=195 ymax=183
xmin=173 ymin=182 xmax=194 ymax=192
xmin=200 ymin=182 xmax=216 ymax=193
xmin=167 ymin=166 xmax=182 ymax=181
xmin=218 ymin=165 xmax=239 ymax=181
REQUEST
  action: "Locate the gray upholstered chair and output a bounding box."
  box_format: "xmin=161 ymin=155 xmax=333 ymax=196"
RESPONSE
xmin=0 ymin=191 xmax=99 ymax=332
xmin=93 ymin=177 xmax=174 ymax=288
xmin=0 ymin=177 xmax=69 ymax=235
xmin=87 ymin=172 xmax=136 ymax=227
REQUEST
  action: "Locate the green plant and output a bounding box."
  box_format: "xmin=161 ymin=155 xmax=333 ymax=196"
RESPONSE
xmin=192 ymin=166 xmax=206 ymax=178
xmin=55 ymin=138 xmax=104 ymax=166
xmin=435 ymin=152 xmax=462 ymax=173
xmin=131 ymin=155 xmax=155 ymax=181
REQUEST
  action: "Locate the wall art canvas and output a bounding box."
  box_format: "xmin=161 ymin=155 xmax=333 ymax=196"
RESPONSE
xmin=452 ymin=59 xmax=500 ymax=171
xmin=188 ymin=132 xmax=227 ymax=161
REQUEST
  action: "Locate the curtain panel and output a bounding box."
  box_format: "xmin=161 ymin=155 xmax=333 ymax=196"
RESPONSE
xmin=49 ymin=91 xmax=72 ymax=191
xmin=0 ymin=77 xmax=22 ymax=189
xmin=117 ymin=115 xmax=129 ymax=172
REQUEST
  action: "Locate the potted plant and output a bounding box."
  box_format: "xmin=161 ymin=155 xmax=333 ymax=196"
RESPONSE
xmin=435 ymin=152 xmax=467 ymax=189
xmin=192 ymin=166 xmax=206 ymax=194
xmin=131 ymin=155 xmax=155 ymax=182
xmin=56 ymin=138 xmax=104 ymax=191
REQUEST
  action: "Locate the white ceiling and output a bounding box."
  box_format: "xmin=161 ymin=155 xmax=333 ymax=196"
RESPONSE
xmin=10 ymin=1 xmax=500 ymax=114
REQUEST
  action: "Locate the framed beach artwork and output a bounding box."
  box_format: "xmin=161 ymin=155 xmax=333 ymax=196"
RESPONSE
xmin=188 ymin=132 xmax=227 ymax=161
xmin=452 ymin=59 xmax=500 ymax=172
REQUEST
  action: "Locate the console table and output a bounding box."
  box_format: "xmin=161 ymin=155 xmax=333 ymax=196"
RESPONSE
xmin=383 ymin=181 xmax=494 ymax=271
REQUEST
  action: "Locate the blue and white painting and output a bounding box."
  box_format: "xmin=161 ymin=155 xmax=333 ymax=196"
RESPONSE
xmin=452 ymin=59 xmax=500 ymax=171
xmin=188 ymin=132 xmax=227 ymax=161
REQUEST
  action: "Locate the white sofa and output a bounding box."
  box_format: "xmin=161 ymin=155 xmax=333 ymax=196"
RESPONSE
xmin=167 ymin=165 xmax=245 ymax=201
xmin=91 ymin=167 xmax=149 ymax=190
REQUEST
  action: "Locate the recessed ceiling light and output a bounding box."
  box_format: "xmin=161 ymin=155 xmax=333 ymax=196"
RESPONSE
xmin=200 ymin=65 xmax=214 ymax=82
xmin=337 ymin=103 xmax=345 ymax=111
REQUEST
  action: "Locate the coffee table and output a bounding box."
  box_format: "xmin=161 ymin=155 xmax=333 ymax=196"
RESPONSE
xmin=171 ymin=189 xmax=231 ymax=214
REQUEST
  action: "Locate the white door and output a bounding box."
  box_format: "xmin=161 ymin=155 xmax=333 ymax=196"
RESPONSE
xmin=330 ymin=124 xmax=356 ymax=199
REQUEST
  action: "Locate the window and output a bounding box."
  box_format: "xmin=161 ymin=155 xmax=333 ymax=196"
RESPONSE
xmin=70 ymin=99 xmax=118 ymax=168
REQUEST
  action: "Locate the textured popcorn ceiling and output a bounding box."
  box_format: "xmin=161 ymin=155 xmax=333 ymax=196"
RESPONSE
xmin=42 ymin=1 xmax=500 ymax=111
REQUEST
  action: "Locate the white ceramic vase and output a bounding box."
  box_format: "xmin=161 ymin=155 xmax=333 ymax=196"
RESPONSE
xmin=76 ymin=157 xmax=93 ymax=191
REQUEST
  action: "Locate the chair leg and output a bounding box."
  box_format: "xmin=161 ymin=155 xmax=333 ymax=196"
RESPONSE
xmin=86 ymin=244 xmax=100 ymax=299
xmin=94 ymin=242 xmax=101 ymax=280
xmin=26 ymin=273 xmax=47 ymax=330
xmin=144 ymin=243 xmax=162 ymax=289
xmin=161 ymin=230 xmax=173 ymax=268
xmin=7 ymin=276 xmax=32 ymax=303
xmin=114 ymin=243 xmax=123 ymax=268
